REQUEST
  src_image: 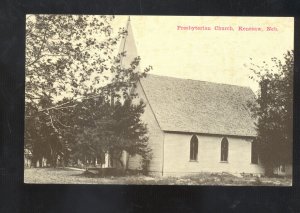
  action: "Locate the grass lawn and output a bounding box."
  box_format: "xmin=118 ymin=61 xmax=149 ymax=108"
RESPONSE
xmin=24 ymin=168 xmax=292 ymax=186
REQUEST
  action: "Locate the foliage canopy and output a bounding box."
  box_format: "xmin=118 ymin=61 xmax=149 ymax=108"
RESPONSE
xmin=25 ymin=15 xmax=152 ymax=168
xmin=249 ymin=50 xmax=293 ymax=175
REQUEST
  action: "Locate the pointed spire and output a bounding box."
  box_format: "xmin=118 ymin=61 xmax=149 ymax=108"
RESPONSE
xmin=119 ymin=16 xmax=140 ymax=71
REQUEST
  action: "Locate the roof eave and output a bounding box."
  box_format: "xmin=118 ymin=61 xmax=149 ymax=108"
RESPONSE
xmin=162 ymin=130 xmax=257 ymax=139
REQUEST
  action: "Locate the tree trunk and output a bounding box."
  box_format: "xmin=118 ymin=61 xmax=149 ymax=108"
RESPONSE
xmin=51 ymin=153 xmax=57 ymax=168
xmin=125 ymin=152 xmax=129 ymax=171
xmin=118 ymin=158 xmax=124 ymax=170
xmin=38 ymin=158 xmax=43 ymax=168
xmin=32 ymin=157 xmax=37 ymax=168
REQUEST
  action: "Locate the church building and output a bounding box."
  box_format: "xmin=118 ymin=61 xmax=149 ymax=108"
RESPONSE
xmin=120 ymin=18 xmax=265 ymax=177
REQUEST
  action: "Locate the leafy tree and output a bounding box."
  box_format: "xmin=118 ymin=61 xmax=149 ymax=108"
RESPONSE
xmin=109 ymin=99 xmax=150 ymax=169
xmin=71 ymin=97 xmax=151 ymax=170
xmin=25 ymin=15 xmax=152 ymax=167
xmin=249 ymin=50 xmax=293 ymax=176
xmin=26 ymin=15 xmax=119 ymax=101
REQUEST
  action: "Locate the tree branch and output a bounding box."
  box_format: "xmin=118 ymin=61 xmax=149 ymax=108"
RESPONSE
xmin=27 ymin=29 xmax=48 ymax=67
xmin=54 ymin=116 xmax=71 ymax=128
xmin=38 ymin=93 xmax=104 ymax=112
xmin=48 ymin=110 xmax=58 ymax=133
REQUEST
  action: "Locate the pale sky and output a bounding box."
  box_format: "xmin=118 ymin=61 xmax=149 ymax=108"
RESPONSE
xmin=111 ymin=16 xmax=294 ymax=93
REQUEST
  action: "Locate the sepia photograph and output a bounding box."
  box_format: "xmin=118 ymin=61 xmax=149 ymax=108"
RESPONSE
xmin=24 ymin=15 xmax=293 ymax=185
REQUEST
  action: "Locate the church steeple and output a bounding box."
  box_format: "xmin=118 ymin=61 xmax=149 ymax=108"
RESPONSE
xmin=119 ymin=16 xmax=140 ymax=71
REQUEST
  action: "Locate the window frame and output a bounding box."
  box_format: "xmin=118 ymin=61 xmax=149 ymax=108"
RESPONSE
xmin=220 ymin=137 xmax=229 ymax=162
xmin=190 ymin=135 xmax=198 ymax=161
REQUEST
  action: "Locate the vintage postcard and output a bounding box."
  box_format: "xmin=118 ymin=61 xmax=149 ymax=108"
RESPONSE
xmin=24 ymin=15 xmax=293 ymax=185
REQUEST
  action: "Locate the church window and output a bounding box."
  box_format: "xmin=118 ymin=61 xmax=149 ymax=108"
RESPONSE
xmin=221 ymin=137 xmax=228 ymax=162
xmin=190 ymin=135 xmax=198 ymax=161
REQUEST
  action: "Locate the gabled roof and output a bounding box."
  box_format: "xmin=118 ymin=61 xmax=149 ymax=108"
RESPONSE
xmin=139 ymin=74 xmax=257 ymax=137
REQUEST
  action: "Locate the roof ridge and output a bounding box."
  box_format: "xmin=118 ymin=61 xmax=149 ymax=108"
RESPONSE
xmin=145 ymin=73 xmax=252 ymax=90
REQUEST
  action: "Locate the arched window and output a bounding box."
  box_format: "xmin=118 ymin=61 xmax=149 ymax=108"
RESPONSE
xmin=190 ymin=135 xmax=198 ymax=161
xmin=221 ymin=137 xmax=228 ymax=162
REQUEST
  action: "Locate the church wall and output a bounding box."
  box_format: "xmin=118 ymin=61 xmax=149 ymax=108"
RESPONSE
xmin=127 ymin=82 xmax=164 ymax=175
xmin=163 ymin=133 xmax=264 ymax=176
